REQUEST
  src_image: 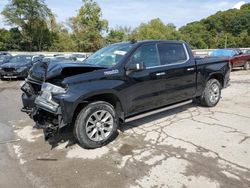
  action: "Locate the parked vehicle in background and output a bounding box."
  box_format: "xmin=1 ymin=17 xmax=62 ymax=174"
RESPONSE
xmin=0 ymin=52 xmax=11 ymax=56
xmin=21 ymin=40 xmax=230 ymax=149
xmin=0 ymin=54 xmax=12 ymax=66
xmin=42 ymin=56 xmax=55 ymax=63
xmin=53 ymin=55 xmax=71 ymax=61
xmin=192 ymin=50 xmax=210 ymax=59
xmin=210 ymin=49 xmax=250 ymax=70
xmin=0 ymin=55 xmax=43 ymax=79
xmin=70 ymin=53 xmax=87 ymax=62
xmin=32 ymin=55 xmax=44 ymax=62
xmin=43 ymin=56 xmax=75 ymax=63
xmin=242 ymin=49 xmax=250 ymax=54
xmin=53 ymin=54 xmax=64 ymax=57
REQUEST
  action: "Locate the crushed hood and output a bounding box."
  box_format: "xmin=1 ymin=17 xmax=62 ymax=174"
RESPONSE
xmin=29 ymin=61 xmax=106 ymax=81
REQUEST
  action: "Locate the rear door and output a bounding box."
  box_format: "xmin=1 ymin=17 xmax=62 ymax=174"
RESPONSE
xmin=154 ymin=42 xmax=196 ymax=107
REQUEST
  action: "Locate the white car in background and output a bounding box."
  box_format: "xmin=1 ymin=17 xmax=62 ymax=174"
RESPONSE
xmin=70 ymin=53 xmax=87 ymax=62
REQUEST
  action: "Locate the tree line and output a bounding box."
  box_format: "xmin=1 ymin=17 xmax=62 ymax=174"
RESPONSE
xmin=0 ymin=0 xmax=249 ymax=52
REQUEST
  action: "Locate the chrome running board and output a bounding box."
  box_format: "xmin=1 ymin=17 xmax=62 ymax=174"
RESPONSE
xmin=125 ymin=100 xmax=193 ymax=123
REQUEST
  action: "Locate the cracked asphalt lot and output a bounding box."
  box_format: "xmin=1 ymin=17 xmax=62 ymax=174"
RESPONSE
xmin=0 ymin=70 xmax=250 ymax=188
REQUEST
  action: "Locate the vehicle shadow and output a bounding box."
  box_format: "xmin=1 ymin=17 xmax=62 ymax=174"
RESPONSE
xmin=47 ymin=126 xmax=77 ymax=150
xmin=231 ymin=68 xmax=244 ymax=72
xmin=119 ymin=103 xmax=197 ymax=132
xmin=46 ymin=102 xmax=197 ymax=150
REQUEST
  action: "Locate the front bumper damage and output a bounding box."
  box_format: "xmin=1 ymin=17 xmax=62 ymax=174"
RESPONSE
xmin=35 ymin=95 xmax=59 ymax=114
xmin=21 ymin=81 xmax=67 ymax=140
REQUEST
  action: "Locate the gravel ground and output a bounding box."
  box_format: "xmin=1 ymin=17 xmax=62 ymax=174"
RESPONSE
xmin=0 ymin=70 xmax=250 ymax=188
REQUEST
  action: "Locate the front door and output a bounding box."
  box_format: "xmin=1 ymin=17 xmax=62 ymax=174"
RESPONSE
xmin=124 ymin=43 xmax=167 ymax=115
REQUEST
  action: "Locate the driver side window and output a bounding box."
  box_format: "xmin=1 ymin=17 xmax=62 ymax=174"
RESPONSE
xmin=129 ymin=44 xmax=160 ymax=68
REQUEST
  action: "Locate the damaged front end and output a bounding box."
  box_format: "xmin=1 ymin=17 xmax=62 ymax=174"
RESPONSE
xmin=21 ymin=80 xmax=68 ymax=140
xmin=21 ymin=60 xmax=107 ymax=140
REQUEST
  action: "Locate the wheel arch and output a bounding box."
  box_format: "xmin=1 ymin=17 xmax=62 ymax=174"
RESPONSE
xmin=72 ymin=92 xmax=125 ymax=126
xmin=207 ymin=73 xmax=224 ymax=88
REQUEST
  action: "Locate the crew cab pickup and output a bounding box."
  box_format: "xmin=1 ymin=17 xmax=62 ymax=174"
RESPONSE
xmin=21 ymin=40 xmax=230 ymax=149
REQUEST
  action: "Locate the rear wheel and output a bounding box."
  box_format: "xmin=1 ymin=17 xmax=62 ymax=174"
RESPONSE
xmin=74 ymin=101 xmax=118 ymax=149
xmin=197 ymin=79 xmax=221 ymax=107
xmin=244 ymin=61 xmax=250 ymax=70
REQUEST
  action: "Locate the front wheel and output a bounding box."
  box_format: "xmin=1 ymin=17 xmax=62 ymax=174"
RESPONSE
xmin=197 ymin=79 xmax=221 ymax=107
xmin=74 ymin=101 xmax=118 ymax=149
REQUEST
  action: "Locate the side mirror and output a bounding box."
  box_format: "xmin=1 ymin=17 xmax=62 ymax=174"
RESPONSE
xmin=126 ymin=61 xmax=145 ymax=72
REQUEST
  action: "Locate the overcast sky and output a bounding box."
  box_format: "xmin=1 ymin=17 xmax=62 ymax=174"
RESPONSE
xmin=0 ymin=0 xmax=247 ymax=29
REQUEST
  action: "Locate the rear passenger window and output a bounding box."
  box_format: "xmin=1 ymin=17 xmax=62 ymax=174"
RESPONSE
xmin=158 ymin=43 xmax=188 ymax=65
xmin=130 ymin=44 xmax=160 ymax=68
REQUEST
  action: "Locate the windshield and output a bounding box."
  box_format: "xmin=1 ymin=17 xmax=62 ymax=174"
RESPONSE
xmin=84 ymin=43 xmax=134 ymax=68
xmin=0 ymin=56 xmax=9 ymax=61
xmin=210 ymin=49 xmax=236 ymax=57
xmin=243 ymin=49 xmax=250 ymax=54
xmin=9 ymin=56 xmax=32 ymax=64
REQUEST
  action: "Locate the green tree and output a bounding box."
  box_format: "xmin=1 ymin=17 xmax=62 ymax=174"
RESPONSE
xmin=2 ymin=0 xmax=54 ymax=51
xmin=106 ymin=26 xmax=133 ymax=44
xmin=241 ymin=3 xmax=250 ymax=10
xmin=180 ymin=3 xmax=250 ymax=49
xmin=130 ymin=18 xmax=181 ymax=41
xmin=0 ymin=29 xmax=11 ymax=51
xmin=179 ymin=22 xmax=211 ymax=49
xmin=70 ymin=0 xmax=108 ymax=52
xmin=106 ymin=29 xmax=125 ymax=44
xmin=0 ymin=28 xmax=24 ymax=51
xmin=8 ymin=27 xmax=22 ymax=50
xmin=50 ymin=24 xmax=76 ymax=52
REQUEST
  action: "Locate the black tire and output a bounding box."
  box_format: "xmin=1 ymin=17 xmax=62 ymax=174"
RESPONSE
xmin=244 ymin=61 xmax=250 ymax=70
xmin=74 ymin=101 xmax=118 ymax=149
xmin=197 ymin=79 xmax=221 ymax=107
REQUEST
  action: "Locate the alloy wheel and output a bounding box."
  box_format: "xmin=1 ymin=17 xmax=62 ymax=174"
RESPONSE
xmin=209 ymin=83 xmax=220 ymax=104
xmin=85 ymin=110 xmax=114 ymax=142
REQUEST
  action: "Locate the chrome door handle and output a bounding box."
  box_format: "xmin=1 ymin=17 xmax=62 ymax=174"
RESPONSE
xmin=156 ymin=72 xmax=166 ymax=76
xmin=187 ymin=68 xmax=195 ymax=71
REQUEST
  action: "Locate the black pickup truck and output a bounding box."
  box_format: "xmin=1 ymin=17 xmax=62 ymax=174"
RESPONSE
xmin=21 ymin=40 xmax=230 ymax=149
